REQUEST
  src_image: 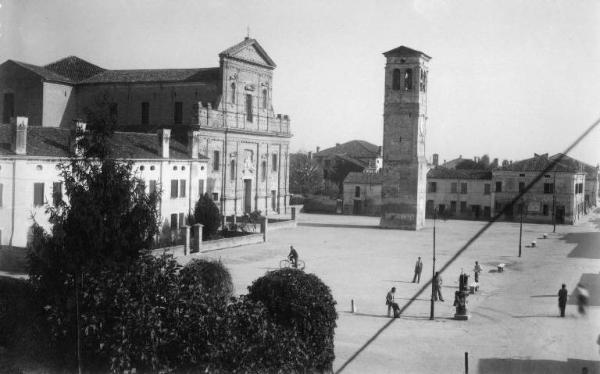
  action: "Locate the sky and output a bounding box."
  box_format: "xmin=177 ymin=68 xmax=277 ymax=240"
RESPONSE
xmin=1 ymin=0 xmax=599 ymax=165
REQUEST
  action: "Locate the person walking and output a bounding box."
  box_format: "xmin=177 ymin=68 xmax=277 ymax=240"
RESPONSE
xmin=412 ymin=257 xmax=423 ymax=283
xmin=577 ymin=283 xmax=589 ymax=316
xmin=473 ymin=261 xmax=483 ymax=283
xmin=558 ymin=283 xmax=568 ymax=317
xmin=433 ymin=272 xmax=444 ymax=302
xmin=386 ymin=287 xmax=400 ymax=317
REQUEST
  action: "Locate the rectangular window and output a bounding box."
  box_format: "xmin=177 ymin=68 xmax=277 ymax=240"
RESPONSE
xmin=33 ymin=183 xmax=44 ymax=206
xmin=0 ymin=183 xmax=3 ymax=207
xmin=460 ymin=201 xmax=467 ymax=213
xmin=261 ymin=161 xmax=267 ymax=181
xmin=171 ymin=179 xmax=178 ymax=198
xmin=429 ymin=182 xmax=437 ymax=193
xmin=495 ymin=181 xmax=502 ymax=192
xmin=179 ymin=213 xmax=185 ymax=228
xmin=355 ymin=186 xmax=361 ymax=198
xmin=271 ymin=190 xmax=277 ymax=211
xmin=272 ymin=154 xmax=277 ymax=172
xmin=52 ymin=182 xmax=63 ymax=206
xmin=450 ymin=201 xmax=457 ymax=213
xmin=543 ymin=204 xmax=549 ymax=215
xmin=174 ymin=101 xmax=183 ymax=124
xmin=451 ymin=183 xmax=457 ymax=193
xmin=3 ymin=93 xmax=15 ymax=123
xmin=460 ymin=183 xmax=467 ymax=194
xmin=179 ymin=179 xmax=186 ymax=198
xmin=544 ymin=183 xmax=554 ymax=194
xmin=212 ymin=192 xmax=219 ymax=201
xmin=213 ymin=151 xmax=220 ymax=171
xmin=149 ymin=180 xmax=157 ymax=194
xmin=518 ymin=182 xmax=525 ymax=193
xmin=230 ymin=160 xmax=236 ymax=180
xmin=495 ymin=201 xmax=502 ymax=211
xmin=484 ymin=184 xmax=491 ymax=195
xmin=246 ymin=94 xmax=253 ymax=122
xmin=438 ymin=204 xmax=445 ymax=214
xmin=141 ymin=102 xmax=149 ymax=125
xmin=170 ymin=213 xmax=178 ymax=230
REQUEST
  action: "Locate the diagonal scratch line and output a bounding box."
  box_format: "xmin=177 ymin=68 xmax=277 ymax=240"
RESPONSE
xmin=335 ymin=116 xmax=600 ymax=373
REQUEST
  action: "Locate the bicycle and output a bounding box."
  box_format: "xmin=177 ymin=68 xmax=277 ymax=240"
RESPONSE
xmin=279 ymin=259 xmax=305 ymax=270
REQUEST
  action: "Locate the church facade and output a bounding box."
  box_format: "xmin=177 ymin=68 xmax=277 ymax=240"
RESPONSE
xmin=0 ymin=38 xmax=291 ymax=222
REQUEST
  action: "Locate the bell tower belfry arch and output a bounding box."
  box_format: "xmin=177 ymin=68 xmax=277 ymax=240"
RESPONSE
xmin=379 ymin=46 xmax=431 ymax=230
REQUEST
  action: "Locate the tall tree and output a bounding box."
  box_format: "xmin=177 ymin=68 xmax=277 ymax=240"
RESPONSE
xmin=289 ymin=153 xmax=321 ymax=194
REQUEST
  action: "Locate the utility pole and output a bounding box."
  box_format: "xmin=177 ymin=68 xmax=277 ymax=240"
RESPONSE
xmin=518 ymin=202 xmax=523 ymax=257
xmin=552 ymin=171 xmax=557 ymax=233
xmin=430 ymin=208 xmax=437 ymax=320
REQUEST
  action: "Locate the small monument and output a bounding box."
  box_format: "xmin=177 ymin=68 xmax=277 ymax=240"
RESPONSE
xmin=454 ymin=271 xmax=470 ymax=320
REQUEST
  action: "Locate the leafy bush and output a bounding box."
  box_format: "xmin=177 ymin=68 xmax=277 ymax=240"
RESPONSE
xmin=193 ymin=193 xmax=222 ymax=240
xmin=247 ymin=268 xmax=338 ymax=372
xmin=301 ymin=195 xmax=338 ymax=214
xmin=0 ymin=277 xmax=52 ymax=366
xmin=179 ymin=258 xmax=233 ymax=302
xmin=210 ymin=296 xmax=310 ymax=373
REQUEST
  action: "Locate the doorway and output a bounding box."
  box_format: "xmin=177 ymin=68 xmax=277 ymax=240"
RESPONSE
xmin=244 ymin=179 xmax=252 ymax=214
xmin=556 ymin=206 xmax=565 ymax=224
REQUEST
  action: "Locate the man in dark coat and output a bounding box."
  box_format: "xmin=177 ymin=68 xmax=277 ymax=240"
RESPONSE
xmin=412 ymin=257 xmax=423 ymax=283
xmin=558 ymin=284 xmax=568 ymax=317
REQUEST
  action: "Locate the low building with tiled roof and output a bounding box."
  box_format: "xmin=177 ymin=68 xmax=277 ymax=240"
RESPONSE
xmin=0 ymin=117 xmax=209 ymax=249
xmin=492 ymin=153 xmax=589 ymax=224
xmin=425 ymin=166 xmax=493 ymax=220
xmin=313 ymin=140 xmax=382 ymax=181
xmin=0 ymin=37 xmax=293 ymax=228
xmin=342 ymin=171 xmax=384 ymax=215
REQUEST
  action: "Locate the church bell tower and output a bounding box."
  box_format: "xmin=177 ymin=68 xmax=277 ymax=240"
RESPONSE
xmin=379 ymin=46 xmax=430 ymax=230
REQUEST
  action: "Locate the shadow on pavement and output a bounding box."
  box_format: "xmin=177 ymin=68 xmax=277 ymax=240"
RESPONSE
xmin=478 ymin=357 xmax=600 ymax=374
xmin=563 ymin=232 xmax=600 ymax=259
xmin=511 ymin=314 xmax=560 ymax=319
xmin=530 ymin=294 xmax=556 ymax=298
xmin=297 ymin=223 xmax=379 ymax=230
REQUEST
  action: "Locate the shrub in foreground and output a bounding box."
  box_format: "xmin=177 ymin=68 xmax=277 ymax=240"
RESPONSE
xmin=247 ymin=268 xmax=338 ymax=372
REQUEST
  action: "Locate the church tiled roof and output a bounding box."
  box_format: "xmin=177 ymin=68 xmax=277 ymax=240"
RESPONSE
xmin=44 ymin=56 xmax=106 ymax=82
xmin=9 ymin=60 xmax=74 ymax=84
xmin=0 ymin=124 xmax=206 ymax=160
xmin=80 ymin=67 xmax=220 ymax=84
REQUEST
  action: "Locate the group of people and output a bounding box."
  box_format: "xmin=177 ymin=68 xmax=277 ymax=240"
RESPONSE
xmin=558 ymin=283 xmax=589 ymax=317
xmin=386 ymin=259 xmax=485 ymax=317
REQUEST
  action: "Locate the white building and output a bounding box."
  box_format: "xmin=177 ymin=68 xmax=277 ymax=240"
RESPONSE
xmin=0 ymin=117 xmax=207 ymax=248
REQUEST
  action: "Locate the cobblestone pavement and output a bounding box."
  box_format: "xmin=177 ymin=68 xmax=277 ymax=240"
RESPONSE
xmin=188 ymin=208 xmax=600 ymax=374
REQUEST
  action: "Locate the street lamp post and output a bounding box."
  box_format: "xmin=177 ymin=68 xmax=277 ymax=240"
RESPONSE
xmin=430 ymin=208 xmax=437 ymax=320
xmin=552 ymin=171 xmax=557 ymax=233
xmin=518 ymin=202 xmax=523 ymax=257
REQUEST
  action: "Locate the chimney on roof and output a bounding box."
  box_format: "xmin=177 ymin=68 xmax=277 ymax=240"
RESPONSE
xmin=12 ymin=117 xmax=28 ymax=155
xmin=188 ymin=130 xmax=200 ymax=159
xmin=316 ymin=146 xmax=320 ymax=153
xmin=502 ymin=159 xmax=509 ymax=166
xmin=73 ymin=120 xmax=87 ymax=157
xmin=308 ymin=151 xmax=312 ymax=160
xmin=336 ymin=143 xmax=340 ymax=147
xmin=493 ymin=158 xmax=498 ymax=165
xmin=378 ymin=146 xmax=382 ymax=156
xmin=433 ymin=153 xmax=439 ymax=167
xmin=158 ymin=128 xmax=171 ymax=159
xmin=459 ymin=155 xmax=462 ymax=159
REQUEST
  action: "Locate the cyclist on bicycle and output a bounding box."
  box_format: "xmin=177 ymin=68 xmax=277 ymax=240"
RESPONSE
xmin=288 ymin=245 xmax=298 ymax=268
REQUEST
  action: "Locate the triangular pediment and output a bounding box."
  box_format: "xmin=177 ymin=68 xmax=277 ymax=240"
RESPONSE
xmin=219 ymin=38 xmax=276 ymax=68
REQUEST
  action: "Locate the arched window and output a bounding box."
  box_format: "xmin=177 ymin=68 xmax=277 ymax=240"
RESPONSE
xmin=262 ymin=89 xmax=268 ymax=109
xmin=230 ymin=159 xmax=236 ymax=180
xmin=231 ymin=83 xmax=236 ymax=103
xmin=392 ymin=69 xmax=401 ymax=91
xmin=404 ymin=69 xmax=413 ymax=91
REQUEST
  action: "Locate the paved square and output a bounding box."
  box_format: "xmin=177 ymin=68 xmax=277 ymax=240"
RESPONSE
xmin=187 ymin=210 xmax=600 ymax=373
